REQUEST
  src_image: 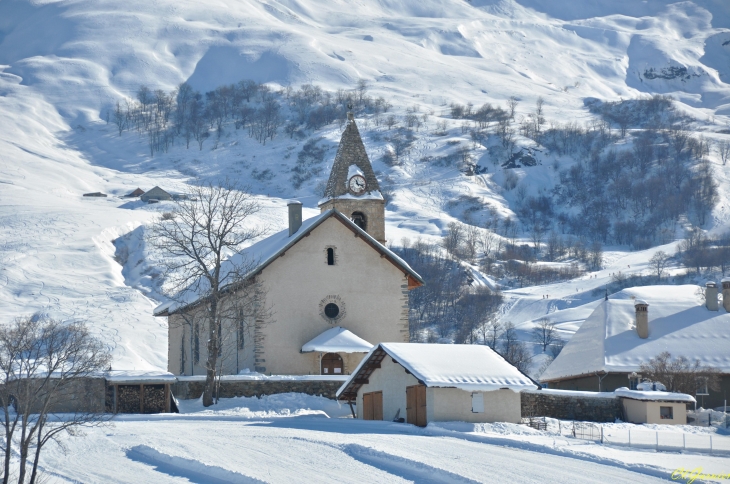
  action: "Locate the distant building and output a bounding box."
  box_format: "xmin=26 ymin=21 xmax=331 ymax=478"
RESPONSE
xmin=154 ymin=113 xmax=424 ymax=377
xmin=141 ymin=186 xmax=172 ymax=202
xmin=125 ymin=187 xmax=145 ymax=198
xmin=541 ymin=285 xmax=730 ymax=408
xmin=337 ymin=343 xmax=537 ymax=426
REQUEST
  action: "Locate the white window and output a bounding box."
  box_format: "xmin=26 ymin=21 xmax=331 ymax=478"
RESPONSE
xmin=471 ymin=392 xmax=484 ymax=413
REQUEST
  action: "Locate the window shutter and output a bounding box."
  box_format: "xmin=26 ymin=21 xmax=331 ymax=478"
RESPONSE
xmin=471 ymin=392 xmax=484 ymax=413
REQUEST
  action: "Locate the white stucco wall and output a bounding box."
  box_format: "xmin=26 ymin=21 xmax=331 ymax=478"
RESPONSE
xmin=168 ymin=215 xmax=411 ymax=376
xmin=428 ymin=388 xmax=521 ymax=424
xmin=256 ymin=217 xmax=409 ymax=375
xmin=356 ymin=356 xmax=421 ymax=421
xmin=622 ymin=398 xmax=687 ymax=425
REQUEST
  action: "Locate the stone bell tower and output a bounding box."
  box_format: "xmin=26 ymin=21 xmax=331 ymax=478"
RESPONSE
xmin=319 ymin=112 xmax=386 ymax=243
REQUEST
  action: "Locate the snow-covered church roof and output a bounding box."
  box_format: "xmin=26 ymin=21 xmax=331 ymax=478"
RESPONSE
xmin=541 ymin=285 xmax=730 ymax=382
xmin=337 ymin=343 xmax=538 ymax=400
xmin=301 ymin=327 xmax=373 ymax=353
xmin=153 ymin=209 xmax=423 ymax=316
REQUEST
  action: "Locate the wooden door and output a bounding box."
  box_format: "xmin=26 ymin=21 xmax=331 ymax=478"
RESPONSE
xmin=362 ymin=391 xmax=383 ymax=420
xmin=321 ymin=353 xmax=343 ymax=375
xmin=406 ymin=385 xmax=427 ymax=427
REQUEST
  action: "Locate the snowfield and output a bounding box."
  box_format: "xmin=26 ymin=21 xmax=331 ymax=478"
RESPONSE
xmin=30 ymin=394 xmax=730 ymax=483
xmin=3 ymin=1 xmax=730 ymax=480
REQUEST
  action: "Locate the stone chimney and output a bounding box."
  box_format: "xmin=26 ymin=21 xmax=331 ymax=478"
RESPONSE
xmin=706 ymin=282 xmax=719 ymax=311
xmin=635 ymin=300 xmax=649 ymax=339
xmin=722 ymin=278 xmax=730 ymax=312
xmin=287 ymin=200 xmax=302 ymax=236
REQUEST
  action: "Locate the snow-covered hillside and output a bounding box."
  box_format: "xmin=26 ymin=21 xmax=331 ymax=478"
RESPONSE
xmin=2 ymin=0 xmax=730 ymax=370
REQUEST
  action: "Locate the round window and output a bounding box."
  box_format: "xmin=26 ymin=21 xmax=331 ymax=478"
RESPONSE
xmin=324 ymin=303 xmax=340 ymax=319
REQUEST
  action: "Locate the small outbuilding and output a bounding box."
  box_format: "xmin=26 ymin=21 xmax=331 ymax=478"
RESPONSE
xmin=141 ymin=186 xmax=172 ymax=202
xmin=125 ymin=187 xmax=145 ymax=198
xmin=615 ymin=387 xmax=693 ymax=425
xmin=337 ymin=343 xmax=537 ymax=426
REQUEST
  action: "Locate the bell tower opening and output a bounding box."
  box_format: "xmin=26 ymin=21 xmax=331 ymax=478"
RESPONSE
xmin=351 ymin=212 xmax=367 ymax=231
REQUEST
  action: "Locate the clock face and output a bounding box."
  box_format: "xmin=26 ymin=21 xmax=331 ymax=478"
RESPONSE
xmin=348 ymin=174 xmax=367 ymax=194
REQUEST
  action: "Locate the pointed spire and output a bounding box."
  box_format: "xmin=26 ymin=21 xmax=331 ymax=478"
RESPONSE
xmin=320 ymin=114 xmax=380 ymax=202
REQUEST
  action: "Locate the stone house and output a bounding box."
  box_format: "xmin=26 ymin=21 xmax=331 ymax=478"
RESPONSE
xmin=541 ymin=285 xmax=730 ymax=409
xmin=337 ymin=343 xmax=537 ymax=426
xmin=154 ymin=113 xmax=423 ymax=377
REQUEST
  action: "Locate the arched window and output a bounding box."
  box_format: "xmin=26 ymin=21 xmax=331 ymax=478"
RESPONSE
xmin=351 ymin=211 xmax=367 ymax=231
xmin=327 ymin=247 xmax=335 ymax=265
xmin=321 ymin=353 xmax=344 ymax=375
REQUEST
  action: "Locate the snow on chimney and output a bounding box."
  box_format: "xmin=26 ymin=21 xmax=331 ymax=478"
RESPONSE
xmin=722 ymin=278 xmax=730 ymax=312
xmin=634 ymin=300 xmax=649 ymax=339
xmin=706 ymin=281 xmax=719 ymax=311
xmin=287 ymin=200 xmax=302 ymax=237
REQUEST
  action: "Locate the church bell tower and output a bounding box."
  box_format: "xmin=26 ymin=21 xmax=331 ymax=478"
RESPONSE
xmin=319 ymin=112 xmax=386 ymax=243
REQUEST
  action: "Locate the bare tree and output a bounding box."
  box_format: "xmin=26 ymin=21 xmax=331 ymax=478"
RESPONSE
xmin=649 ymin=250 xmax=669 ymax=280
xmin=639 ymin=351 xmax=720 ymax=395
xmin=507 ymin=96 xmax=518 ymax=120
xmin=531 ymin=318 xmax=557 ymax=352
xmin=150 ymin=180 xmax=269 ymax=407
xmin=441 ymin=222 xmax=464 ymax=259
xmin=499 ymin=322 xmax=532 ymax=373
xmin=0 ymin=316 xmax=112 ymax=484
xmin=718 ymin=140 xmax=730 ymax=166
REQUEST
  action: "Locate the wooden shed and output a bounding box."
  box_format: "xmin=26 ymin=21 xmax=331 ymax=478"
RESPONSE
xmin=105 ymin=371 xmax=178 ymax=414
xmin=337 ymin=343 xmax=537 ymax=426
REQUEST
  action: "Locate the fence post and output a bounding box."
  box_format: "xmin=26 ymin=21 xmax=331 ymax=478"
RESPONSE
xmin=628 ymin=428 xmax=631 ymax=447
xmin=601 ymin=426 xmax=604 ymax=444
xmin=683 ymin=433 xmax=685 ymax=450
xmin=655 ymin=431 xmax=658 ymax=450
xmin=710 ymin=436 xmax=713 ymax=454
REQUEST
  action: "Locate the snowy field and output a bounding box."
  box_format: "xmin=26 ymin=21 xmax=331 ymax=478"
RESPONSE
xmin=29 ymin=394 xmax=730 ymax=483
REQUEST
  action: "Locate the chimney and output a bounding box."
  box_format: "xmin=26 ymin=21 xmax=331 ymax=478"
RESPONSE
xmin=706 ymin=281 xmax=719 ymax=311
xmin=634 ymin=300 xmax=649 ymax=339
xmin=722 ymin=278 xmax=730 ymax=312
xmin=287 ymin=201 xmax=302 ymax=236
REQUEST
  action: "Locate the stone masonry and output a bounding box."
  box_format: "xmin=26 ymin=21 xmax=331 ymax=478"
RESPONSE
xmin=521 ymin=390 xmax=622 ymax=422
xmin=172 ymin=379 xmax=344 ymax=400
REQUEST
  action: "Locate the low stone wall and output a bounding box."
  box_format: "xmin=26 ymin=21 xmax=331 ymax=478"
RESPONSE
xmin=172 ymin=379 xmax=344 ymax=400
xmin=521 ymin=390 xmax=622 ymax=422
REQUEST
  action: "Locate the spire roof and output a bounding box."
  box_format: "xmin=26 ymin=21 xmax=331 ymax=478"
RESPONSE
xmin=321 ymin=115 xmax=380 ymax=201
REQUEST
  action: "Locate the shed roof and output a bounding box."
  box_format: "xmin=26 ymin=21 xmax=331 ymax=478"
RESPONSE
xmin=337 ymin=343 xmax=538 ymax=400
xmin=614 ymin=387 xmax=695 ymax=403
xmin=105 ymin=370 xmax=177 ymax=385
xmin=141 ymin=186 xmax=172 ymax=200
xmin=541 ymin=285 xmax=730 ymax=382
xmin=154 ymin=209 xmax=423 ymax=316
xmin=301 ymin=327 xmax=373 ymax=353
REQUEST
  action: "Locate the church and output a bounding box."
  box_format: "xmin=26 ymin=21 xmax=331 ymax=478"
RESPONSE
xmin=155 ymin=112 xmax=423 ymax=376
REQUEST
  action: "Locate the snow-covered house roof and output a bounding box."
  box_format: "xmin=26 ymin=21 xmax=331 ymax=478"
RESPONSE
xmin=301 ymin=327 xmax=373 ymax=353
xmin=614 ymin=387 xmax=695 ymax=403
xmin=153 ymin=209 xmax=423 ymax=316
xmin=541 ymin=285 xmax=730 ymax=382
xmin=337 ymin=343 xmax=538 ymax=400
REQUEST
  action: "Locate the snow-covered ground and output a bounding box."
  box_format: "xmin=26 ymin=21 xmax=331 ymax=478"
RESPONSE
xmin=29 ymin=394 xmax=729 ymax=483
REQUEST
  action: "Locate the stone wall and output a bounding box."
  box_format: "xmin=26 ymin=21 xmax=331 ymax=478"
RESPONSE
xmin=172 ymin=379 xmax=343 ymax=400
xmin=521 ymin=390 xmax=622 ymax=422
